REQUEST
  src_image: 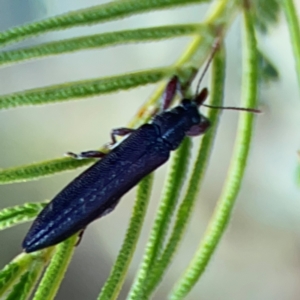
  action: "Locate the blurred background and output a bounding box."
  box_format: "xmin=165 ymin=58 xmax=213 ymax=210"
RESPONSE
xmin=0 ymin=1 xmax=300 ymax=299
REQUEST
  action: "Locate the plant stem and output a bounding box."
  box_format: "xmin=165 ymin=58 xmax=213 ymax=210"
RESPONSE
xmin=127 ymin=0 xmax=239 ymax=298
xmin=97 ymin=175 xmax=154 ymax=300
xmin=282 ymin=0 xmax=300 ymax=88
xmin=32 ymin=236 xmax=77 ymax=300
xmin=169 ymin=3 xmax=259 ymax=298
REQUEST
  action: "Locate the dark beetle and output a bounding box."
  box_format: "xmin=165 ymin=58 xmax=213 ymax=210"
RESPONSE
xmin=23 ymin=71 xmax=259 ymax=253
xmin=23 ymin=76 xmax=211 ymax=253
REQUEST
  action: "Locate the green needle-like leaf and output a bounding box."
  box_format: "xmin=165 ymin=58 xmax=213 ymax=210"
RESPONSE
xmin=128 ymin=138 xmax=191 ymax=299
xmin=5 ymin=260 xmax=45 ymax=300
xmin=258 ymin=49 xmax=279 ymax=84
xmin=32 ymin=235 xmax=77 ymax=300
xmin=282 ymin=0 xmax=300 ymax=88
xmin=169 ymin=5 xmax=259 ymax=299
xmin=0 ymin=257 xmax=26 ymax=297
xmin=142 ymin=46 xmax=226 ymax=297
xmin=0 ymin=24 xmax=207 ymax=67
xmin=98 ymin=174 xmax=153 ymax=300
xmin=0 ymin=156 xmax=95 ymax=185
xmin=0 ymin=202 xmax=47 ymax=230
xmin=0 ymin=65 xmax=197 ymax=186
xmin=251 ymin=0 xmax=281 ymax=33
xmin=0 ymin=249 xmax=54 ymax=298
xmin=0 ymin=0 xmax=274 ymax=298
xmin=0 ymin=0 xmax=209 ymax=48
xmin=0 ymin=68 xmax=172 ymax=110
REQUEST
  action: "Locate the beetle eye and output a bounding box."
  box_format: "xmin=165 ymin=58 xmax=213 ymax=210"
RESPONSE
xmin=186 ymin=117 xmax=210 ymax=136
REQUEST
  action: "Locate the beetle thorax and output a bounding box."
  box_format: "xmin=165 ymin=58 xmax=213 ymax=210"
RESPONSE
xmin=152 ymin=100 xmax=201 ymax=150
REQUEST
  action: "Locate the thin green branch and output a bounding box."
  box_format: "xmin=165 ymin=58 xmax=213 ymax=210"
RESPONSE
xmin=143 ymin=45 xmax=225 ymax=298
xmin=0 ymin=67 xmax=173 ymax=110
xmin=0 ymin=24 xmax=209 ymax=67
xmin=169 ymin=5 xmax=259 ymax=299
xmin=251 ymin=0 xmax=281 ymax=33
xmin=125 ymin=0 xmax=238 ymax=297
xmin=258 ymin=49 xmax=279 ymax=84
xmin=282 ymin=0 xmax=300 ymax=88
xmin=0 ymin=0 xmax=209 ymax=48
xmin=127 ymin=66 xmax=206 ymax=128
xmin=128 ymin=138 xmax=191 ymax=299
xmin=98 ymin=174 xmax=153 ymax=300
xmin=0 ymin=255 xmax=30 ymax=298
xmin=128 ymin=0 xmax=238 ymax=127
xmin=0 ymin=202 xmax=47 ymax=230
xmin=0 ymin=0 xmax=221 ymax=187
xmin=5 ymin=260 xmax=45 ymax=300
xmin=0 ymin=65 xmax=198 ymax=186
xmin=0 ymin=249 xmax=54 ymax=298
xmin=0 ymin=156 xmax=97 ymax=185
xmin=0 ymin=142 xmax=123 ymax=186
xmin=32 ymin=235 xmax=77 ymax=300
xmin=0 ymin=0 xmax=270 ymax=299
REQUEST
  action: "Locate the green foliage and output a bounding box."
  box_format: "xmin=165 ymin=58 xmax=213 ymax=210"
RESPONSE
xmin=0 ymin=260 xmax=22 ymax=297
xmin=0 ymin=0 xmax=209 ymax=47
xmin=6 ymin=271 xmax=33 ymax=300
xmin=0 ymin=250 xmax=53 ymax=298
xmin=0 ymin=24 xmax=205 ymax=66
xmin=258 ymin=49 xmax=279 ymax=84
xmin=251 ymin=0 xmax=281 ymax=33
xmin=0 ymin=68 xmax=173 ymax=110
xmin=0 ymin=202 xmax=47 ymax=230
xmin=5 ymin=261 xmax=45 ymax=300
xmin=32 ymin=236 xmax=77 ymax=300
xmin=282 ymin=0 xmax=300 ymax=87
xmin=129 ymin=138 xmax=192 ymax=298
xmin=98 ymin=175 xmax=153 ymax=300
xmin=170 ymin=7 xmax=259 ymax=298
xmin=0 ymin=0 xmax=298 ymax=299
xmin=137 ymin=44 xmax=226 ymax=299
xmin=0 ymin=157 xmax=95 ymax=184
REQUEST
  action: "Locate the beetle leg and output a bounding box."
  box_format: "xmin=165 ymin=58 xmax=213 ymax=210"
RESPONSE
xmin=99 ymin=198 xmax=121 ymax=218
xmin=163 ymin=68 xmax=203 ymax=105
xmin=75 ymin=228 xmax=86 ymax=246
xmin=179 ymin=67 xmax=199 ymax=97
xmin=65 ymin=150 xmax=106 ymax=160
xmin=109 ymin=127 xmax=136 ymax=145
xmin=75 ymin=198 xmax=121 ymax=247
xmin=65 ymin=128 xmax=136 ymax=159
xmin=161 ymin=76 xmax=179 ymax=111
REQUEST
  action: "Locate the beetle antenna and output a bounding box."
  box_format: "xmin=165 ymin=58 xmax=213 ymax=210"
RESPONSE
xmin=193 ymin=34 xmax=260 ymax=114
xmin=194 ymin=91 xmax=261 ymax=113
xmin=202 ymin=104 xmax=261 ymax=113
xmin=195 ymin=37 xmax=221 ymax=96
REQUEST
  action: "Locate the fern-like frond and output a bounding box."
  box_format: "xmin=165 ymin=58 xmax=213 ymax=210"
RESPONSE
xmin=0 ymin=0 xmax=209 ymax=47
xmin=0 ymin=0 xmax=296 ymax=299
